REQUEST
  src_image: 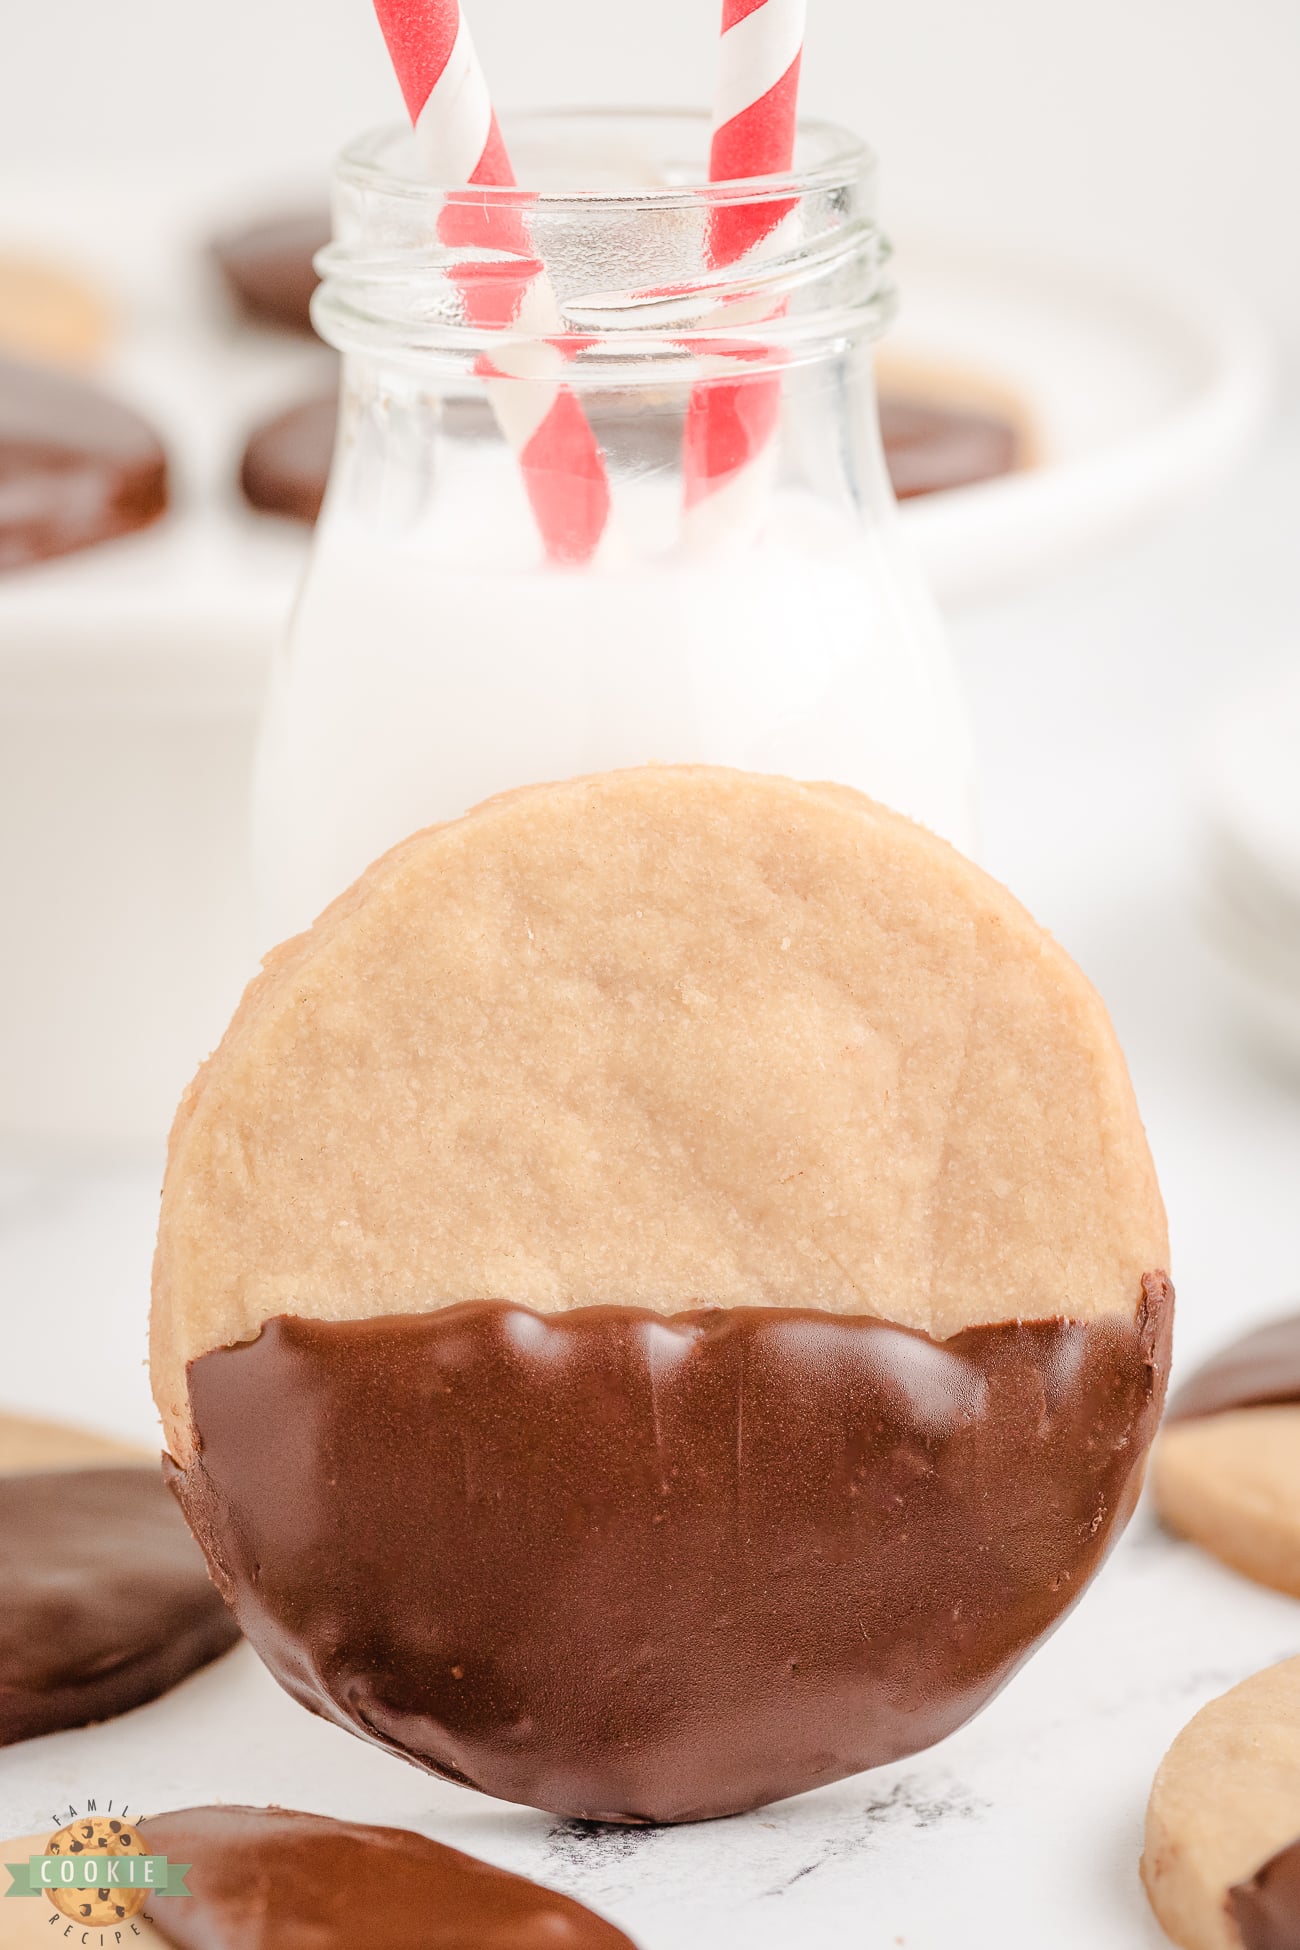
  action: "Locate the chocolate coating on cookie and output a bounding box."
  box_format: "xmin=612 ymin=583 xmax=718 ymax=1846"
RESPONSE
xmin=171 ymin=1278 xmax=1171 ymax=1823
xmin=210 ymin=211 xmax=330 ymax=335
xmin=232 ymin=388 xmax=1022 ymax=531
xmin=0 ymin=357 xmax=167 ymax=570
xmin=878 ymin=393 xmax=1022 ymax=499
xmin=1230 ymin=1839 xmax=1300 ymax=1950
xmin=1167 ymin=1313 xmax=1300 ymax=1422
xmin=0 ymin=1467 xmax=239 ymax=1745
xmin=142 ymin=1804 xmax=636 ymax=1948
xmin=240 ymin=394 xmax=335 ymax=522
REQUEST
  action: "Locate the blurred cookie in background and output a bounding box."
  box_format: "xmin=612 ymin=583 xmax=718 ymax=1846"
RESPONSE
xmin=236 ymin=363 xmax=1035 ymax=526
xmin=878 ymin=392 xmax=1022 ymax=499
xmin=0 ymin=254 xmax=112 ymax=370
xmin=211 ymin=209 xmax=330 ymax=335
xmin=0 ymin=356 xmax=168 ymax=570
xmin=875 ymin=355 xmax=1035 ymax=500
xmin=0 ymin=1408 xmax=147 ymax=1474
xmin=1154 ymin=1311 xmax=1300 ymax=1598
xmin=240 ymin=393 xmax=336 ymax=522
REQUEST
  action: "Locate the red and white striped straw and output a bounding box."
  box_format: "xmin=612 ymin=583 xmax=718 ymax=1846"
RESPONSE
xmin=683 ymin=0 xmax=807 ymax=535
xmin=372 ymin=0 xmax=611 ymax=565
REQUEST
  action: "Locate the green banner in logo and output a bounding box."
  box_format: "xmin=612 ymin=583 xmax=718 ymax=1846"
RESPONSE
xmin=4 ymin=1854 xmax=191 ymax=1897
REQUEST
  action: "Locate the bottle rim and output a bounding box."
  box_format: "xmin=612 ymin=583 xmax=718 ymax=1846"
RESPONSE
xmin=333 ymin=107 xmax=877 ymax=212
xmin=314 ymin=107 xmax=892 ymax=373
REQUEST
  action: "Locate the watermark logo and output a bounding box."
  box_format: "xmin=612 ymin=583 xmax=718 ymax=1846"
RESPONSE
xmin=3 ymin=1799 xmax=188 ymax=1935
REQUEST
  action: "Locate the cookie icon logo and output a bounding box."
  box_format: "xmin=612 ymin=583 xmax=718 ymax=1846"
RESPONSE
xmin=3 ymin=1799 xmax=190 ymax=1926
xmin=44 ymin=1816 xmax=148 ymax=1924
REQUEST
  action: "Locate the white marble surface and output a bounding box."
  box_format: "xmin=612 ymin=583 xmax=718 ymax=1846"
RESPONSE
xmin=1 ymin=367 xmax=1299 ymax=1947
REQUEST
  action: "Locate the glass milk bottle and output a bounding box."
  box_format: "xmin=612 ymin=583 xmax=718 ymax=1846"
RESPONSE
xmin=253 ymin=110 xmax=976 ymax=945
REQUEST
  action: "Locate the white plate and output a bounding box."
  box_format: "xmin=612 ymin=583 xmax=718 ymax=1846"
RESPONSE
xmin=888 ymin=237 xmax=1272 ymax=603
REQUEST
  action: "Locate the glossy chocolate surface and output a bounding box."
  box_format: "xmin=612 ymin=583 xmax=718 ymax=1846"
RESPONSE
xmin=0 ymin=357 xmax=168 ymax=570
xmin=0 ymin=1467 xmax=239 ymax=1745
xmin=172 ymin=1277 xmax=1171 ymax=1824
xmin=1229 ymin=1836 xmax=1300 ymax=1950
xmin=211 ymin=211 xmax=330 ymax=334
xmin=143 ymin=1805 xmax=635 ymax=1949
xmin=240 ymin=394 xmax=336 ymax=522
xmin=877 ymin=394 xmax=1021 ymax=500
xmin=1166 ymin=1311 xmax=1300 ymax=1423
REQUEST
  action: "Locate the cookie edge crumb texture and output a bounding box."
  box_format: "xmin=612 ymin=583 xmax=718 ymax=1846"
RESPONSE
xmin=1143 ymin=1657 xmax=1300 ymax=1950
xmin=1154 ymin=1408 xmax=1300 ymax=1599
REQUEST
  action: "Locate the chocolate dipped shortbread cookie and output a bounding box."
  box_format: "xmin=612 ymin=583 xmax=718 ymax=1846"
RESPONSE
xmin=1155 ymin=1313 xmax=1300 ymax=1597
xmin=141 ymin=1806 xmax=635 ymax=1948
xmin=152 ymin=766 xmax=1171 ymax=1823
xmin=1144 ymin=1658 xmax=1300 ymax=1950
xmin=210 ymin=210 xmax=329 ymax=335
xmin=0 ymin=357 xmax=167 ymax=570
xmin=0 ymin=1454 xmax=240 ymax=1745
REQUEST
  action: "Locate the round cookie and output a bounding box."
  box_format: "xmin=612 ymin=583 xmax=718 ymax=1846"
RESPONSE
xmin=232 ymin=383 xmax=1025 ymax=530
xmin=0 ymin=1409 xmax=147 ymax=1475
xmin=0 ymin=356 xmax=168 ymax=571
xmin=0 ymin=256 xmax=111 ymax=370
xmin=1154 ymin=1313 xmax=1300 ymax=1597
xmin=152 ymin=766 xmax=1171 ymax=1822
xmin=1143 ymin=1657 xmax=1300 ymax=1950
xmin=141 ymin=1805 xmax=636 ymax=1948
xmin=0 ymin=1467 xmax=240 ymax=1745
xmin=210 ymin=210 xmax=330 ymax=335
xmin=239 ymin=394 xmax=335 ymax=522
xmin=878 ymin=390 xmax=1023 ymax=500
xmin=45 ymin=1816 xmax=147 ymax=1926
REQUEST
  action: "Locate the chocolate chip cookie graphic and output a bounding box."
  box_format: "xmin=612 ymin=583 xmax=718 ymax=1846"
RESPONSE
xmin=1154 ymin=1312 xmax=1300 ymax=1597
xmin=45 ymin=1816 xmax=148 ymax=1925
xmin=1144 ymin=1657 xmax=1300 ymax=1950
xmin=153 ymin=766 xmax=1172 ymax=1823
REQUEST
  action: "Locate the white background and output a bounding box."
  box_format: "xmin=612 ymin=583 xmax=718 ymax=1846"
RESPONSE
xmin=3 ymin=4 xmax=1300 ymax=1945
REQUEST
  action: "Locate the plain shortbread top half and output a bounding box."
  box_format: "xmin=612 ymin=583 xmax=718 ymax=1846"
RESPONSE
xmin=152 ymin=767 xmax=1168 ymax=1459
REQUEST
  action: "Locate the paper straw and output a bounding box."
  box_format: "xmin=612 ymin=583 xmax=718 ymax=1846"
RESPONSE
xmin=682 ymin=0 xmax=807 ymax=538
xmin=372 ymin=0 xmax=611 ymax=565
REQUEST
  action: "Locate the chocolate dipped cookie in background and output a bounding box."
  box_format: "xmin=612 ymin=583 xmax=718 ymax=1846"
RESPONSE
xmin=235 ymin=380 xmax=1027 ymax=524
xmin=151 ymin=766 xmax=1172 ymax=1824
xmin=1154 ymin=1313 xmax=1300 ymax=1598
xmin=0 ymin=1413 xmax=240 ymax=1746
xmin=210 ymin=209 xmax=331 ymax=335
xmin=140 ymin=1806 xmax=636 ymax=1949
xmin=0 ymin=357 xmax=168 ymax=570
xmin=1144 ymin=1658 xmax=1300 ymax=1950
